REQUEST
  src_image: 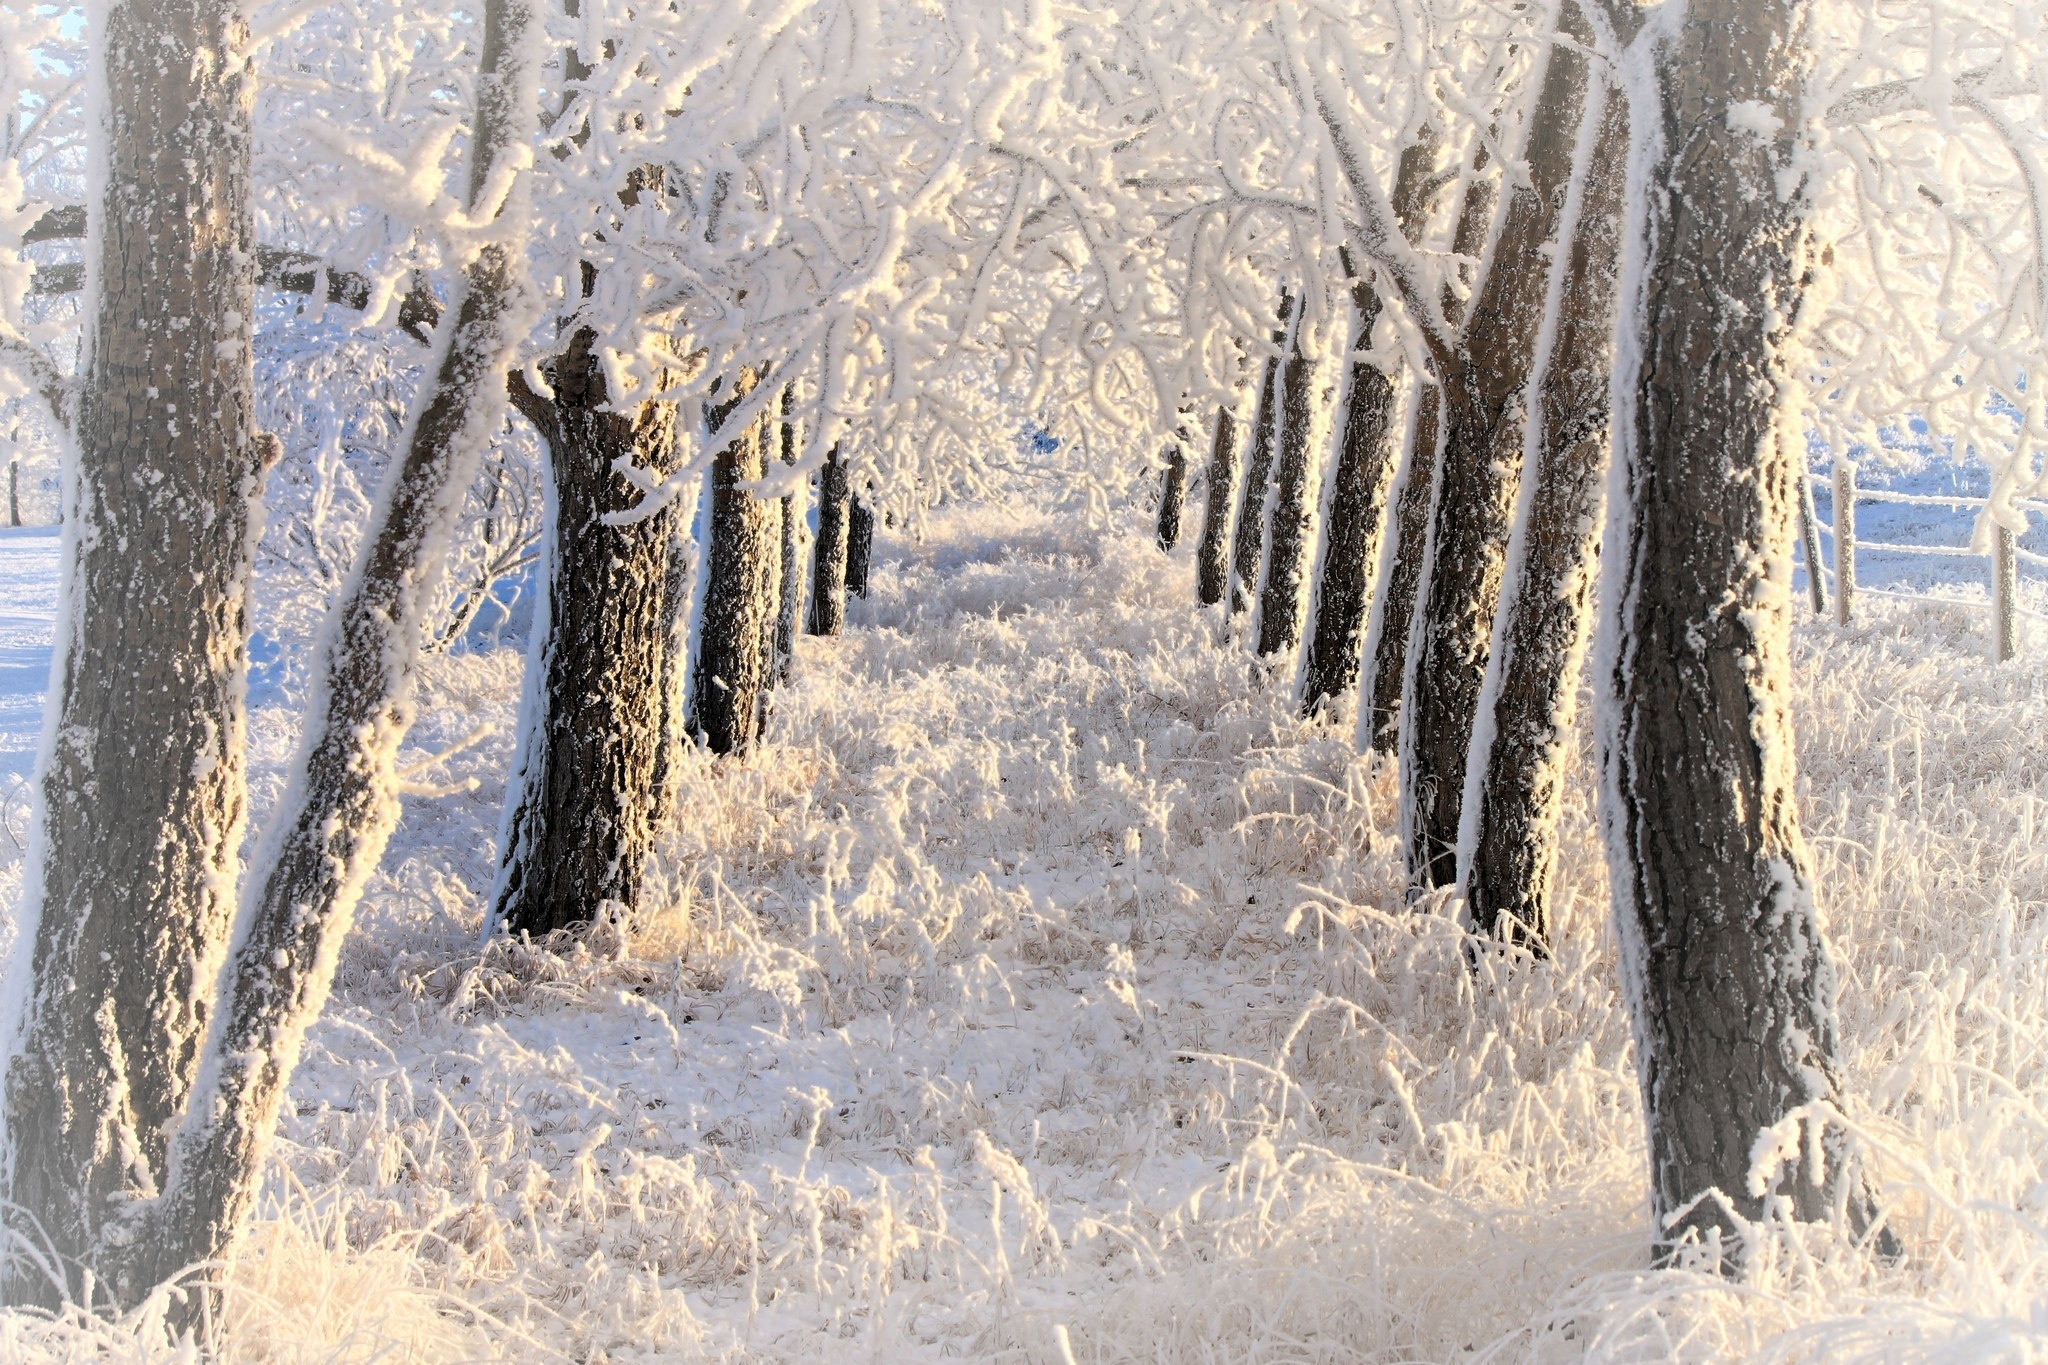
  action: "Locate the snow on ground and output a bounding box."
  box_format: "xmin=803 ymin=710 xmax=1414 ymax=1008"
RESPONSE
xmin=0 ymin=502 xmax=2046 ymax=1361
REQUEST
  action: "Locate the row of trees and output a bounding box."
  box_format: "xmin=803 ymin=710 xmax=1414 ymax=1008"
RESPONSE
xmin=0 ymin=0 xmax=2037 ymax=1324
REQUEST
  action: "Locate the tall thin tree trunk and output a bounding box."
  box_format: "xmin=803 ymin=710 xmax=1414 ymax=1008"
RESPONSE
xmin=845 ymin=492 xmax=874 ymax=599
xmin=1256 ymin=306 xmax=1322 ymax=656
xmin=1300 ymin=278 xmax=1401 ymax=713
xmin=1460 ymin=68 xmax=1630 ymax=953
xmin=0 ymin=0 xmax=258 ymax=1308
xmin=118 ymin=0 xmax=541 ymax=1313
xmin=1601 ymin=0 xmax=1885 ymax=1258
xmin=689 ymin=372 xmax=778 ymax=755
xmin=773 ymin=402 xmax=806 ymax=681
xmin=1361 ymin=387 xmax=1435 ymax=754
xmin=807 ymin=447 xmax=850 ymax=634
xmin=1157 ymin=442 xmax=1187 ymax=550
xmin=1194 ymin=406 xmax=1241 ymax=605
xmin=491 ymin=333 xmax=679 ymax=938
xmin=1401 ymin=24 xmax=1597 ymax=890
xmin=1229 ymin=295 xmax=1293 ymax=620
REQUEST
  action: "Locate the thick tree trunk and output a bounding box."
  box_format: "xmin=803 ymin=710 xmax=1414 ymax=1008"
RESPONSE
xmin=1156 ymin=442 xmax=1187 ymax=550
xmin=807 ymin=447 xmax=850 ymax=634
xmin=1255 ymin=307 xmax=1323 ymax=657
xmin=1229 ymin=296 xmax=1293 ymax=620
xmin=1401 ymin=27 xmax=1596 ymax=890
xmin=115 ymin=0 xmax=541 ymax=1314
xmin=1460 ymin=74 xmax=1630 ymax=953
xmin=1194 ymin=407 xmax=1241 ymax=605
xmin=0 ymin=0 xmax=258 ymax=1308
xmin=1360 ymin=394 xmax=1435 ymax=753
xmin=491 ymin=332 xmax=679 ymax=938
xmin=1601 ymin=0 xmax=1884 ymax=1258
xmin=689 ymin=373 xmax=779 ymax=755
xmin=773 ymin=408 xmax=806 ymax=682
xmin=845 ymin=492 xmax=874 ymax=599
xmin=1301 ymin=284 xmax=1401 ymax=714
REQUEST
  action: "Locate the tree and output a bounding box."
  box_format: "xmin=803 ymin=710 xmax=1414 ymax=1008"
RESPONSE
xmin=1156 ymin=440 xmax=1188 ymax=551
xmin=1 ymin=0 xmax=260 ymax=1307
xmin=1194 ymin=406 xmax=1241 ymax=605
xmin=1228 ymin=295 xmax=1292 ymax=619
xmin=807 ymin=447 xmax=853 ymax=635
xmin=1254 ymin=297 xmax=1325 ymax=657
xmin=1597 ymin=0 xmax=1887 ymax=1258
xmin=689 ymin=371 xmax=779 ymax=755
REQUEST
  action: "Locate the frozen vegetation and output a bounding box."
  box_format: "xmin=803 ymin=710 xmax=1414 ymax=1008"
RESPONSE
xmin=0 ymin=500 xmax=2040 ymax=1360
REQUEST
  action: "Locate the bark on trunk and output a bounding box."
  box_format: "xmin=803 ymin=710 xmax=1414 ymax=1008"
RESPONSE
xmin=807 ymin=447 xmax=850 ymax=634
xmin=1156 ymin=442 xmax=1187 ymax=550
xmin=1255 ymin=310 xmax=1322 ymax=657
xmin=1461 ymin=74 xmax=1629 ymax=953
xmin=689 ymin=372 xmax=779 ymax=755
xmin=1194 ymin=407 xmax=1241 ymax=605
xmin=491 ymin=331 xmax=679 ymax=938
xmin=1601 ymin=0 xmax=1885 ymax=1258
xmin=773 ymin=409 xmax=806 ymax=682
xmin=1229 ymin=296 xmax=1293 ymax=620
xmin=844 ymin=492 xmax=874 ymax=599
xmin=1361 ymin=394 xmax=1435 ymax=753
xmin=1401 ymin=26 xmax=1596 ymax=890
xmin=1301 ymin=282 xmax=1401 ymax=714
xmin=0 ymin=0 xmax=258 ymax=1309
xmin=114 ymin=0 xmax=540 ymax=1313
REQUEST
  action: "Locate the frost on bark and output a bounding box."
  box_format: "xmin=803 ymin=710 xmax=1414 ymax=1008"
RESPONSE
xmin=1362 ymin=392 xmax=1436 ymax=754
xmin=1601 ymin=0 xmax=1886 ymax=1258
xmin=1462 ymin=68 xmax=1630 ymax=953
xmin=1194 ymin=406 xmax=1241 ymax=605
xmin=1 ymin=0 xmax=258 ymax=1307
xmin=492 ymin=331 xmax=680 ymax=938
xmin=114 ymin=0 xmax=542 ymax=1312
xmin=845 ymin=491 xmax=874 ymax=599
xmin=1401 ymin=24 xmax=1596 ymax=890
xmin=807 ymin=446 xmax=851 ymax=634
xmin=1228 ymin=295 xmax=1293 ymax=620
xmin=1255 ymin=307 xmax=1322 ymax=658
xmin=1156 ymin=442 xmax=1188 ymax=551
xmin=773 ymin=403 xmax=806 ymax=682
xmin=1301 ymin=277 xmax=1400 ymax=715
xmin=689 ymin=371 xmax=779 ymax=755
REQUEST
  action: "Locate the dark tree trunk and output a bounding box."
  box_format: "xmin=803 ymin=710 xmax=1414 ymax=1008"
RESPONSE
xmin=807 ymin=447 xmax=851 ymax=634
xmin=0 ymin=0 xmax=258 ymax=1308
xmin=1300 ymin=275 xmax=1402 ymax=712
xmin=689 ymin=373 xmax=779 ymax=754
xmin=1363 ymin=383 xmax=1437 ymax=754
xmin=492 ymin=331 xmax=680 ymax=938
xmin=1194 ymin=407 xmax=1241 ymax=605
xmin=1401 ymin=26 xmax=1596 ymax=890
xmin=845 ymin=492 xmax=874 ymax=599
xmin=1461 ymin=75 xmax=1630 ymax=953
xmin=1229 ymin=295 xmax=1293 ymax=619
xmin=1256 ymin=311 xmax=1322 ymax=656
xmin=773 ymin=407 xmax=805 ymax=682
xmin=1602 ymin=0 xmax=1885 ymax=1258
xmin=1156 ymin=442 xmax=1188 ymax=550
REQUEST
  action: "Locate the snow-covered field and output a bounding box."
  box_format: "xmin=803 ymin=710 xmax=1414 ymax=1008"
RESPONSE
xmin=1 ymin=504 xmax=2045 ymax=1361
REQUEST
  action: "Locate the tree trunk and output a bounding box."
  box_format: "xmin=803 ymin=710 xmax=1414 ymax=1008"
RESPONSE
xmin=1300 ymin=282 xmax=1401 ymax=713
xmin=1256 ymin=307 xmax=1323 ymax=656
xmin=1156 ymin=442 xmax=1187 ymax=550
xmin=845 ymin=491 xmax=874 ymax=599
xmin=0 ymin=0 xmax=258 ymax=1308
xmin=807 ymin=447 xmax=850 ymax=634
xmin=116 ymin=0 xmax=540 ymax=1314
xmin=1601 ymin=0 xmax=1885 ymax=1258
xmin=689 ymin=372 xmax=779 ymax=755
xmin=1401 ymin=26 xmax=1596 ymax=890
xmin=1229 ymin=295 xmax=1293 ymax=620
xmin=1460 ymin=71 xmax=1630 ymax=954
xmin=1194 ymin=406 xmax=1241 ymax=605
xmin=1360 ymin=393 xmax=1434 ymax=753
xmin=773 ymin=407 xmax=806 ymax=682
xmin=491 ymin=332 xmax=680 ymax=939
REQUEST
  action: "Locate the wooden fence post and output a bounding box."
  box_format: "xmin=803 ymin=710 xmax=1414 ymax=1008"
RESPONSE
xmin=1992 ymin=523 xmax=2017 ymax=663
xmin=1798 ymin=468 xmax=1826 ymax=615
xmin=1833 ymin=461 xmax=1855 ymax=626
